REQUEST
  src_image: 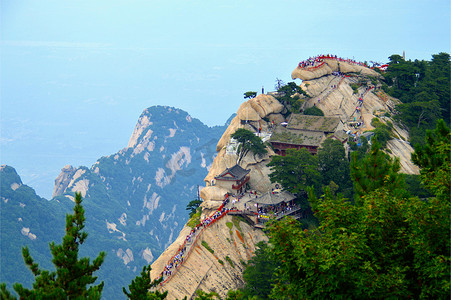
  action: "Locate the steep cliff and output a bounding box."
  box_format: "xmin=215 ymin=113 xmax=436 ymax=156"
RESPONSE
xmin=2 ymin=106 xmax=227 ymax=299
xmin=151 ymin=60 xmax=419 ymax=299
xmin=293 ymin=59 xmax=419 ymax=174
xmin=151 ymin=95 xmax=281 ymax=299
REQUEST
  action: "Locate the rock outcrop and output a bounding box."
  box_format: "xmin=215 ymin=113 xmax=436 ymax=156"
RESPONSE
xmin=152 ymin=58 xmax=420 ymax=299
xmin=291 ymin=58 xmax=382 ymax=81
xmin=152 ymin=216 xmax=267 ymax=300
xmin=294 ymin=63 xmax=418 ymax=174
xmin=151 ymin=96 xmax=279 ymax=299
xmin=52 ymin=165 xmax=77 ymax=197
xmin=47 ymin=106 xmax=227 ymax=299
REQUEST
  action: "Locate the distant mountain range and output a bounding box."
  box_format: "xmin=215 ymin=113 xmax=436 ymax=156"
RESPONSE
xmin=0 ymin=106 xmax=231 ymax=299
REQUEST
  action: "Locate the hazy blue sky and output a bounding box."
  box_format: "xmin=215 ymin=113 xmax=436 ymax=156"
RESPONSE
xmin=1 ymin=0 xmax=450 ymax=198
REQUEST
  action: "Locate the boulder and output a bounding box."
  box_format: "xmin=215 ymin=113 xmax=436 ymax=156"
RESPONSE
xmin=249 ymin=94 xmax=284 ymax=117
xmin=292 ymin=58 xmax=381 ymax=81
xmin=236 ymin=101 xmax=261 ymax=121
xmin=200 ymin=186 xmax=229 ymax=202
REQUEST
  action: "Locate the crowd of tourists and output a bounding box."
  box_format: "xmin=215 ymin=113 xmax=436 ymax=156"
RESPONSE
xmin=298 ymin=54 xmax=367 ymax=69
xmin=257 ymin=202 xmax=298 ymax=216
xmin=158 ymin=200 xmax=238 ymax=284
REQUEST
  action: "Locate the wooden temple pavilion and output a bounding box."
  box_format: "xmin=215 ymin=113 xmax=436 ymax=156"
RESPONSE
xmin=214 ymin=164 xmax=250 ymax=194
xmin=249 ymin=190 xmax=300 ymax=227
xmin=270 ymin=114 xmax=343 ymax=155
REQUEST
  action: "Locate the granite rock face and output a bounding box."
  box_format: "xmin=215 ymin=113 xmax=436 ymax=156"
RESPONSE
xmin=151 ymin=216 xmax=268 ymax=300
xmin=49 ymin=106 xmax=227 ymax=298
xmin=291 ymin=58 xmax=382 ymax=81
xmin=294 ymin=62 xmax=418 ymax=175
xmin=52 ymin=165 xmax=76 ymax=197
xmin=151 ymin=57 xmax=420 ymax=299
xmin=151 ymin=97 xmax=279 ymax=299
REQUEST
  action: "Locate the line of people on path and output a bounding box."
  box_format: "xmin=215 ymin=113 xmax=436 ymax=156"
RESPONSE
xmin=158 ymin=200 xmax=239 ymax=285
xmin=298 ymin=54 xmax=368 ymax=70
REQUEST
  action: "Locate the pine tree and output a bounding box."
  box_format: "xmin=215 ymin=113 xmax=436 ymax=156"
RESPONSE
xmin=122 ymin=265 xmax=167 ymax=299
xmin=2 ymin=192 xmax=105 ymax=299
xmin=411 ymin=119 xmax=450 ymax=198
xmin=268 ymin=148 xmax=320 ymax=196
xmin=231 ymin=128 xmax=267 ymax=165
xmin=350 ymin=138 xmax=405 ymax=205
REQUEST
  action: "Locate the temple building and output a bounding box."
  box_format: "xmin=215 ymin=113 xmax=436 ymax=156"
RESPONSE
xmin=249 ymin=190 xmax=300 ymax=227
xmin=270 ymin=114 xmax=346 ymax=155
xmin=214 ymin=164 xmax=250 ymax=194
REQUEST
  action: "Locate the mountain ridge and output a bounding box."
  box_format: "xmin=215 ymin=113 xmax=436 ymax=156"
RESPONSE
xmin=150 ymin=61 xmax=420 ymax=299
xmin=1 ymin=105 xmax=229 ymax=299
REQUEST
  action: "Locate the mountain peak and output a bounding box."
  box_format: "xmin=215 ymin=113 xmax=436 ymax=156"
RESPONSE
xmin=127 ymin=106 xmax=202 ymax=149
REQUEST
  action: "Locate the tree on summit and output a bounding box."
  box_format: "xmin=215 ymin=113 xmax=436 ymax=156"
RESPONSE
xmin=186 ymin=199 xmax=202 ymax=218
xmin=1 ymin=192 xmax=105 ymax=299
xmin=243 ymin=91 xmax=257 ymax=99
xmin=275 ymin=82 xmax=307 ymax=113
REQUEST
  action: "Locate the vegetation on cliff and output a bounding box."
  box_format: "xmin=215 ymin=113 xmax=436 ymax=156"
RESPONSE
xmin=274 ymin=81 xmax=308 ymax=114
xmin=383 ymin=52 xmax=450 ymax=146
xmin=268 ymin=139 xmax=352 ymax=200
xmin=231 ymin=128 xmax=268 ymax=165
xmin=230 ymin=119 xmax=450 ymax=299
xmin=123 ymin=265 xmax=167 ymax=299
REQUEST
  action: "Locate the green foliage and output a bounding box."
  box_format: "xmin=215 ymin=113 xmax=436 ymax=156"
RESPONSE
xmin=303 ymin=106 xmax=324 ymax=116
xmin=384 ymin=52 xmax=450 ymax=145
xmin=187 ymin=207 xmax=202 ymax=228
xmin=122 ymin=265 xmax=167 ymax=299
xmin=186 ymin=199 xmax=202 ymax=218
xmin=275 ymin=82 xmax=308 ymax=113
xmin=3 ymin=193 xmax=105 ymax=299
xmin=218 ymin=259 xmax=224 ymax=265
xmin=404 ymin=174 xmax=433 ymax=199
xmin=226 ymin=222 xmax=233 ymax=230
xmin=350 ymin=138 xmax=406 ymax=205
xmin=268 ymin=148 xmax=320 ymax=195
xmin=225 ymin=256 xmax=234 ymax=268
xmin=317 ymin=139 xmax=352 ymax=197
xmin=0 ymin=284 xmax=16 ymax=300
xmin=231 ymin=128 xmax=268 ymax=165
xmin=243 ymin=91 xmax=257 ymax=99
xmin=194 ymin=289 xmax=220 ymax=300
xmin=348 ymin=135 xmax=369 ymax=160
xmin=406 ymin=120 xmax=450 ymax=298
xmin=201 ymin=241 xmax=214 ymax=254
xmin=411 ymin=119 xmax=450 ymax=199
xmin=241 ymin=242 xmax=277 ymax=299
xmin=268 ymin=181 xmax=449 ymax=298
xmin=370 ymin=117 xmax=392 ymax=148
xmin=350 ymin=83 xmax=360 ymax=94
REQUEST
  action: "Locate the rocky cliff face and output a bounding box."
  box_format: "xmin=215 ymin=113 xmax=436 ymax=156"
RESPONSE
xmin=293 ymin=60 xmax=419 ymax=174
xmin=150 ymin=95 xmax=283 ymax=299
xmin=151 ymin=62 xmax=420 ymax=298
xmin=2 ymin=106 xmax=227 ymax=299
xmin=52 ymin=106 xmax=225 ymax=265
